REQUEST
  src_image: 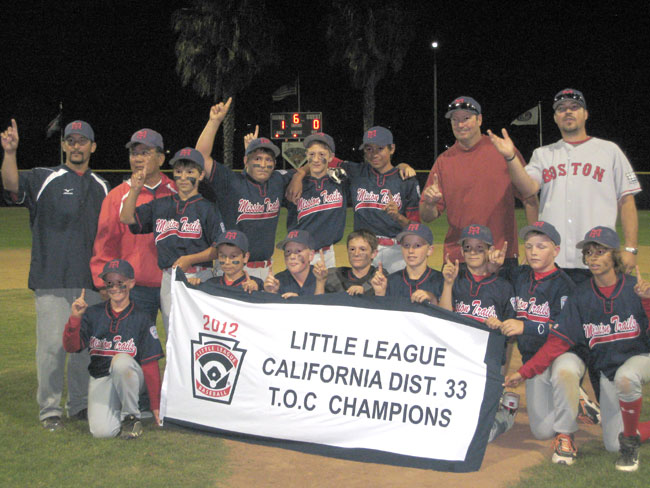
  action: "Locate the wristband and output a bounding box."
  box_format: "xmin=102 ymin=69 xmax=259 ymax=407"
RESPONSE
xmin=624 ymin=247 xmax=638 ymax=255
xmin=505 ymin=153 xmax=516 ymax=162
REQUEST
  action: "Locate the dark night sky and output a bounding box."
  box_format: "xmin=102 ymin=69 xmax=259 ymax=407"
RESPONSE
xmin=1 ymin=1 xmax=648 ymax=174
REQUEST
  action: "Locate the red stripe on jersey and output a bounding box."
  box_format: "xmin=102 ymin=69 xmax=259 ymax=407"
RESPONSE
xmin=355 ymin=202 xmax=384 ymax=211
xmin=89 ymin=348 xmax=136 ymax=358
xmin=236 ymin=211 xmax=279 ymax=223
xmin=588 ymin=329 xmax=641 ymax=348
xmin=297 ymin=201 xmax=344 ymax=220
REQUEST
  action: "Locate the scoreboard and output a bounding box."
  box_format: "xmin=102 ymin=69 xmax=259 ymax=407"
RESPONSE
xmin=270 ymin=112 xmax=322 ymax=140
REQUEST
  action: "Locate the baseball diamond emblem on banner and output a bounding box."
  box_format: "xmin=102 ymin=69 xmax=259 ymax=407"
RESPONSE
xmin=191 ymin=333 xmax=246 ymax=404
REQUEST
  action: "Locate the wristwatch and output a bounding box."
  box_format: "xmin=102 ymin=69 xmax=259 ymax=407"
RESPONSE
xmin=624 ymin=247 xmax=638 ymax=255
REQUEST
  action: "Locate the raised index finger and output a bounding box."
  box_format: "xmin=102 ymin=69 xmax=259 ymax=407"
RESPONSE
xmin=319 ymin=249 xmax=325 ymax=262
xmin=636 ymin=266 xmax=642 ymax=280
xmin=80 ymin=288 xmax=85 ymax=299
xmin=11 ymin=118 xmax=18 ymax=133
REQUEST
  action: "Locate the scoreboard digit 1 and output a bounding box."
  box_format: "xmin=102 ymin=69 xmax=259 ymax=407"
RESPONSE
xmin=270 ymin=112 xmax=323 ymax=140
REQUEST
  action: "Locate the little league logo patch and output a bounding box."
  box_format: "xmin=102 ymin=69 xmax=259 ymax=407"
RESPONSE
xmin=191 ymin=333 xmax=246 ymax=404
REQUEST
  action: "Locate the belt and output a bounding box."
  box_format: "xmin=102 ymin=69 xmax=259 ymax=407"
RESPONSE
xmin=377 ymin=238 xmax=397 ymax=246
xmin=246 ymin=260 xmax=272 ymax=269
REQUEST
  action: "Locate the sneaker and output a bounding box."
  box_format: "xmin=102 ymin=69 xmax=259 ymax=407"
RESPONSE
xmin=119 ymin=414 xmax=143 ymax=440
xmin=69 ymin=408 xmax=88 ymax=421
xmin=41 ymin=416 xmax=64 ymax=431
xmin=578 ymin=387 xmax=600 ymax=425
xmin=552 ymin=433 xmax=577 ymax=465
xmin=615 ymin=433 xmax=640 ymax=472
xmin=488 ymin=392 xmax=520 ymax=442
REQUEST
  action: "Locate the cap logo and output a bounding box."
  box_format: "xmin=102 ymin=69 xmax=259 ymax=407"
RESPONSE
xmin=180 ymin=148 xmax=192 ymax=156
xmin=468 ymin=225 xmax=480 ymax=235
xmin=260 ymin=138 xmax=271 ymax=143
xmin=589 ymin=229 xmax=602 ymax=238
xmin=108 ymin=260 xmax=120 ymax=269
xmin=455 ymin=98 xmax=464 ymax=104
xmin=136 ymin=130 xmax=148 ymax=139
xmin=225 ymin=231 xmax=238 ymax=240
xmin=533 ymin=221 xmax=544 ymax=227
xmin=367 ymin=130 xmax=377 ymax=138
xmin=70 ymin=122 xmax=82 ymax=130
xmin=407 ymin=223 xmax=419 ymax=231
xmin=287 ymin=230 xmax=299 ymax=239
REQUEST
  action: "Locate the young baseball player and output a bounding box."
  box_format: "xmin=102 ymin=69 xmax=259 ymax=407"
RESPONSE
xmin=62 ymin=259 xmax=164 ymax=439
xmin=264 ymin=230 xmax=327 ymax=298
xmin=324 ymin=229 xmax=379 ymax=296
xmin=486 ymin=221 xmax=590 ymax=463
xmin=120 ymin=147 xmax=225 ymax=333
xmin=188 ymin=230 xmax=263 ymax=293
xmin=505 ymin=226 xmax=650 ymax=472
xmin=370 ymin=223 xmax=443 ymax=304
xmin=439 ymin=224 xmax=518 ymax=442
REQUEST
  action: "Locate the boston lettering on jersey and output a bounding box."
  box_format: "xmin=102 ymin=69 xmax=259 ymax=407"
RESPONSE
xmin=583 ymin=314 xmax=641 ymax=348
xmin=236 ymin=197 xmax=280 ymax=223
xmin=296 ymin=189 xmax=344 ymax=220
xmin=155 ymin=216 xmax=203 ymax=243
xmin=541 ymin=162 xmax=605 ymax=183
xmin=355 ymin=188 xmax=403 ymax=210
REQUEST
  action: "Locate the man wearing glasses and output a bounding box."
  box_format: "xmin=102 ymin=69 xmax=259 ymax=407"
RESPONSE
xmin=91 ymin=129 xmax=176 ymax=327
xmin=1 ymin=119 xmax=109 ymax=430
xmin=419 ymin=96 xmax=529 ymax=269
xmin=493 ymin=89 xmax=641 ymax=281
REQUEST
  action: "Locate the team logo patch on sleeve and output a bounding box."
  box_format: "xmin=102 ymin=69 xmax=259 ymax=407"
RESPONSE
xmin=626 ymin=172 xmax=638 ymax=184
xmin=150 ymin=326 xmax=159 ymax=340
xmin=191 ymin=333 xmax=247 ymax=404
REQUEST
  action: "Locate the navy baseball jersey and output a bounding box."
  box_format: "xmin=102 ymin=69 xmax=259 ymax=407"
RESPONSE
xmin=386 ymin=267 xmax=444 ymax=300
xmin=276 ymin=267 xmax=318 ymax=296
xmin=325 ymin=266 xmax=377 ymax=295
xmin=347 ymin=162 xmax=420 ymax=238
xmin=550 ymin=274 xmax=650 ymax=381
xmin=77 ymin=301 xmax=164 ymax=379
xmin=451 ymin=269 xmax=516 ymax=323
xmin=4 ymin=165 xmax=109 ymax=290
xmin=208 ymin=274 xmax=264 ymax=291
xmin=506 ymin=266 xmax=576 ymax=363
xmin=286 ymin=172 xmax=347 ymax=251
xmin=208 ymin=163 xmax=290 ymax=261
xmin=129 ymin=193 xmax=225 ymax=269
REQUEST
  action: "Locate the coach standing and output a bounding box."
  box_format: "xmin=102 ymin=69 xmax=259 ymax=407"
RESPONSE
xmin=1 ymin=119 xmax=108 ymax=430
xmin=492 ymin=88 xmax=641 ymax=281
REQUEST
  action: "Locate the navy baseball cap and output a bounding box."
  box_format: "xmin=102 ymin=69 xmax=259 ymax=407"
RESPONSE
xmin=576 ymin=226 xmax=620 ymax=249
xmin=445 ymin=96 xmax=481 ymax=119
xmin=246 ymin=138 xmax=280 ymax=158
xmin=215 ymin=230 xmax=249 ymax=253
xmin=396 ymin=223 xmax=434 ymax=245
xmin=553 ymin=88 xmax=587 ymax=110
xmin=169 ymin=147 xmax=205 ymax=170
xmin=99 ymin=259 xmax=135 ymax=280
xmin=359 ymin=126 xmax=393 ymax=149
xmin=125 ymin=128 xmax=164 ymax=151
xmin=304 ymin=133 xmax=335 ymax=153
xmin=519 ymin=221 xmax=561 ymax=246
xmin=459 ymin=224 xmax=494 ymax=246
xmin=276 ymin=229 xmax=314 ymax=250
xmin=64 ymin=120 xmax=95 ymax=142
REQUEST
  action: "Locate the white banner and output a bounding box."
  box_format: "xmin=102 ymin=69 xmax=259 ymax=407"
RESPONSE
xmin=161 ymin=271 xmax=504 ymax=472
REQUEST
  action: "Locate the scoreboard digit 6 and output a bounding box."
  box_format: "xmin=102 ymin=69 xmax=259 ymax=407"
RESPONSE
xmin=270 ymin=112 xmax=323 ymax=140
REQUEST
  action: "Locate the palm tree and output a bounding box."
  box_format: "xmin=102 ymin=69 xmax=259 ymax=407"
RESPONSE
xmin=172 ymin=0 xmax=280 ymax=167
xmin=326 ymin=1 xmax=414 ymax=130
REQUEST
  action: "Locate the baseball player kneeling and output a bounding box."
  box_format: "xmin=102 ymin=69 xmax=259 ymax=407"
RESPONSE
xmin=63 ymin=259 xmax=164 ymax=439
xmin=505 ymin=227 xmax=650 ymax=472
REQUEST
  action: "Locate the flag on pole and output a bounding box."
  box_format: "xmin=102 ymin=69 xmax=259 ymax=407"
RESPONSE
xmin=45 ymin=112 xmax=62 ymax=138
xmin=511 ymin=105 xmax=539 ymax=126
xmin=272 ymin=83 xmax=297 ymax=102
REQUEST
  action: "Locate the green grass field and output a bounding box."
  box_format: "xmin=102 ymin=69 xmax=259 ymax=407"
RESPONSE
xmin=1 ymin=207 xmax=650 ymax=487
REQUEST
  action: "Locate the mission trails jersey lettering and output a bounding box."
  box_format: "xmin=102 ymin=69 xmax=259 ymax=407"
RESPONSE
xmin=208 ymin=163 xmax=291 ymax=261
xmin=5 ymin=165 xmax=109 ymax=290
xmin=550 ymin=274 xmax=650 ymax=381
xmin=347 ymin=162 xmax=421 ymax=238
xmin=452 ymin=269 xmax=516 ymax=323
xmin=130 ymin=193 xmax=225 ymax=269
xmin=286 ymin=170 xmax=347 ymax=250
xmin=505 ymin=266 xmax=575 ymax=363
xmin=79 ymin=301 xmax=164 ymax=379
xmin=526 ymin=137 xmax=641 ymax=268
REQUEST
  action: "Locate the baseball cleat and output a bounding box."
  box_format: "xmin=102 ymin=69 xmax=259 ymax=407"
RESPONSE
xmin=119 ymin=414 xmax=143 ymax=440
xmin=488 ymin=392 xmax=520 ymax=443
xmin=552 ymin=433 xmax=577 ymax=465
xmin=577 ymin=387 xmax=601 ymax=425
xmin=615 ymin=433 xmax=640 ymax=472
xmin=41 ymin=416 xmax=64 ymax=431
xmin=69 ymin=408 xmax=88 ymax=421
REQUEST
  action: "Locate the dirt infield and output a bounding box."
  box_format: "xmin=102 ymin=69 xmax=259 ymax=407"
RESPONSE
xmin=0 ymin=246 xmax=621 ymax=485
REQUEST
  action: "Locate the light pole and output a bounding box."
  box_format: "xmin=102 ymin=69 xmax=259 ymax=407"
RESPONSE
xmin=431 ymin=41 xmax=439 ymax=159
